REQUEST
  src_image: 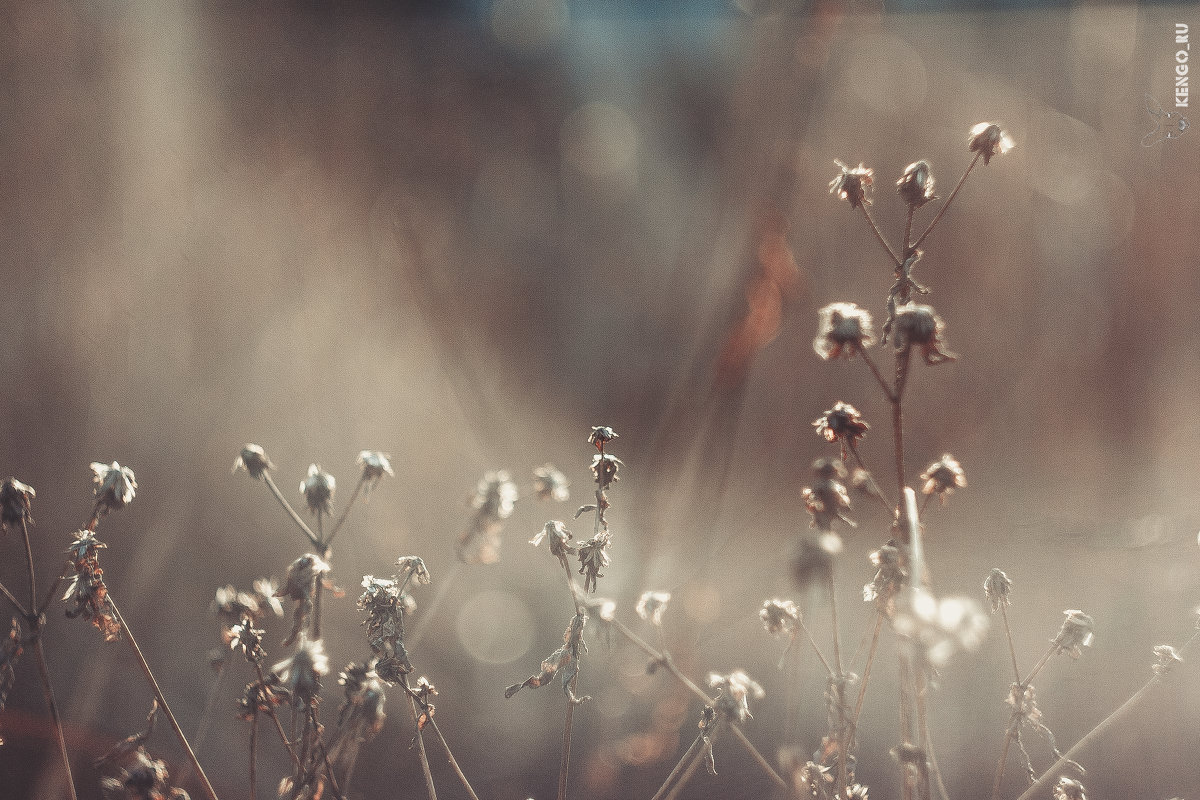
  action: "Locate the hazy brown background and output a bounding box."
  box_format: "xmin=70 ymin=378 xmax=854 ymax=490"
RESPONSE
xmin=1 ymin=2 xmax=1198 ymax=799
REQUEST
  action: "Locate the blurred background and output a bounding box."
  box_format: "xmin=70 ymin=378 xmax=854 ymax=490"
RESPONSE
xmin=1 ymin=1 xmax=1198 ymax=798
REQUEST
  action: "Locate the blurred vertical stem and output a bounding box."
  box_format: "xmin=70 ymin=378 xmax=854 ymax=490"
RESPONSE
xmin=249 ymin=714 xmax=259 ymax=800
xmin=109 ymin=598 xmax=220 ymax=800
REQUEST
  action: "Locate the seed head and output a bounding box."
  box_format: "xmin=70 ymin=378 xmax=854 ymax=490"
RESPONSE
xmin=920 ymin=454 xmax=966 ymax=503
xmin=1152 ymin=644 xmax=1183 ymax=677
xmin=395 ymin=556 xmax=432 ymax=587
xmin=635 ymin=591 xmax=671 ymax=626
xmin=299 ymin=464 xmax=336 ymax=516
xmin=967 ymin=122 xmax=1015 ymax=165
xmin=91 ymin=461 xmax=137 ymax=512
xmin=532 ymin=464 xmax=570 ymax=502
xmin=897 ymin=160 xmax=937 ymax=208
xmin=984 ymin=568 xmax=1013 ymax=612
xmin=273 ymin=637 xmax=329 ymax=708
xmin=232 ymin=444 xmax=273 ymax=479
xmin=759 ymin=599 xmax=800 ymax=636
xmin=588 ymin=426 xmax=619 ymax=450
xmin=814 ymin=302 xmax=876 ymax=361
xmin=471 ymin=471 xmax=519 ymax=520
xmin=829 ymin=160 xmax=874 ymax=208
xmin=708 ymin=670 xmax=764 ymax=722
xmin=803 ymin=458 xmax=854 ymax=532
xmin=530 ymin=520 xmax=576 ymax=561
xmin=813 ymin=402 xmax=869 ymax=446
xmin=576 ymin=531 xmax=612 ymax=593
xmin=0 ymin=478 xmax=36 ymax=531
xmin=1052 ymin=609 xmax=1094 ymax=658
xmin=590 ymin=453 xmax=623 ymax=490
xmin=892 ymin=302 xmax=955 ymax=365
xmin=1052 ymin=776 xmax=1087 ymax=800
xmin=357 ymin=451 xmax=394 ymax=489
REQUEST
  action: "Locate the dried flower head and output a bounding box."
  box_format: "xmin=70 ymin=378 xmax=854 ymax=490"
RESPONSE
xmin=273 ymin=637 xmax=329 ymax=708
xmin=357 ymin=450 xmax=394 ymax=489
xmin=395 ymin=556 xmax=432 ymax=587
xmin=236 ymin=674 xmax=288 ymax=721
xmin=577 ymin=531 xmax=612 ymax=593
xmin=893 ymin=590 xmax=989 ymax=669
xmin=277 ymin=554 xmax=333 ymax=646
xmin=588 ymin=426 xmax=619 ymax=450
xmin=357 ymin=575 xmax=412 ymax=679
xmin=813 ymin=402 xmax=869 ymax=446
xmin=897 ymin=160 xmax=937 ymax=208
xmin=708 ymin=670 xmax=764 ymax=722
xmin=211 ymin=585 xmax=260 ymax=627
xmin=530 ymin=520 xmax=576 ymax=561
xmin=333 ymin=662 xmax=387 ymax=750
xmin=532 ymin=464 xmax=570 ymax=502
xmin=803 ymin=458 xmax=854 ymax=531
xmin=63 ymin=531 xmax=121 ymax=641
xmin=984 ymin=568 xmax=1013 ymax=612
xmin=892 ymin=302 xmax=955 ymax=365
xmin=1152 ymin=644 xmax=1183 ymax=677
xmin=864 ymin=543 xmax=907 ymax=616
xmin=506 ymin=612 xmax=590 ymax=705
xmin=590 ymin=453 xmax=623 ymax=490
xmin=759 ymin=599 xmax=800 ymax=636
xmin=91 ymin=461 xmax=137 ymax=513
xmin=829 ymin=160 xmax=874 ymax=208
xmin=635 ymin=591 xmax=671 ymax=626
xmin=253 ymin=578 xmax=285 ymax=617
xmin=458 ymin=470 xmax=520 ymax=564
xmin=583 ymin=596 xmax=617 ymax=623
xmin=1052 ymin=776 xmax=1087 ymax=800
xmin=814 ymin=302 xmax=876 ymax=360
xmin=299 ymin=464 xmax=336 ymax=516
xmin=232 ymin=444 xmax=273 ymax=479
xmin=1052 ymin=609 xmax=1094 ymax=659
xmin=921 ymin=454 xmax=966 ymax=502
xmin=99 ymin=750 xmax=184 ymax=800
xmin=968 ymin=122 xmax=1015 ymax=165
xmin=227 ymin=618 xmax=266 ymax=663
xmin=0 ymin=477 xmax=35 ymax=531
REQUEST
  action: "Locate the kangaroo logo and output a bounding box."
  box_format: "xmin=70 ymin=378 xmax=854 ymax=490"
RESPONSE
xmin=1143 ymin=94 xmax=1189 ymax=146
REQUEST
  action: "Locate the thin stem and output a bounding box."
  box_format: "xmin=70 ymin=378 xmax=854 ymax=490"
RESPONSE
xmin=20 ymin=517 xmax=37 ymax=613
xmin=847 ymin=614 xmax=884 ymax=750
xmin=662 ymin=725 xmax=721 ymax=800
xmin=991 ymin=712 xmax=1020 ymax=800
xmin=729 ymin=723 xmax=790 ymax=793
xmin=312 ymin=709 xmax=346 ymax=800
xmin=255 ymin=664 xmax=301 ymax=769
xmin=859 ymin=204 xmax=903 ymax=267
xmin=561 ymin=559 xmax=583 ymax=616
xmin=32 ymin=638 xmax=78 ymax=800
xmin=426 ymin=716 xmax=482 ymax=800
xmin=610 ymin=617 xmax=711 ymax=705
xmin=325 ymin=476 xmax=365 ymax=551
xmin=796 ymin=615 xmax=836 ymax=679
xmin=1021 ymin=644 xmax=1058 ymax=687
xmin=406 ymin=678 xmax=438 ymax=800
xmin=648 ymin=733 xmax=704 ymax=800
xmin=38 ymin=574 xmax=65 ymax=618
xmin=915 ymin=670 xmax=935 ymax=800
xmin=827 ymin=566 xmax=848 ymax=798
xmin=559 ymin=683 xmax=576 ymax=800
xmin=911 ymin=152 xmax=981 ymax=252
xmin=0 ymin=580 xmax=28 ymax=618
xmin=313 ymin=515 xmax=325 ymax=640
xmin=859 ymin=347 xmax=897 ymax=403
xmin=179 ymin=661 xmax=229 ymax=785
xmin=848 ymin=441 xmax=895 ymax=513
xmin=1015 ymin=630 xmax=1200 ymax=800
xmin=1000 ymin=604 xmax=1021 ymax=683
xmin=903 ymin=207 xmax=915 ymax=256
xmin=262 ymin=472 xmax=321 ymax=549
xmin=108 ymin=598 xmax=219 ymax=800
xmin=249 ymin=714 xmax=259 ymax=800
xmin=892 ymin=352 xmax=912 ymax=537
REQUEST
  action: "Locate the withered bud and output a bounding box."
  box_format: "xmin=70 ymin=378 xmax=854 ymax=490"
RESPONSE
xmin=897 ymin=160 xmax=937 ymax=208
